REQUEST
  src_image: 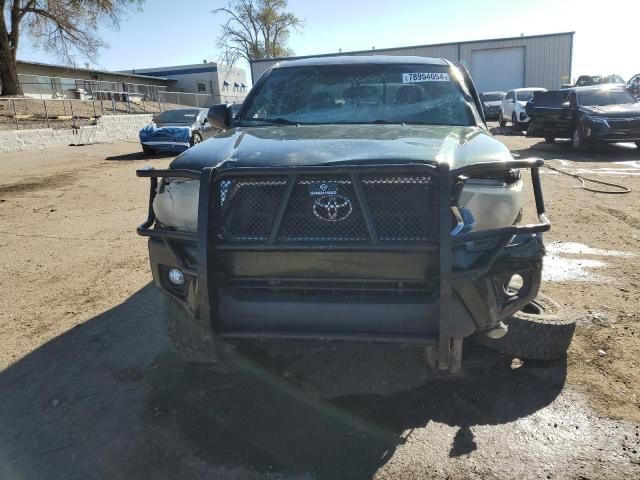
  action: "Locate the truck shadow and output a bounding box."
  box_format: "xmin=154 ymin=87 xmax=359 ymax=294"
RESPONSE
xmin=0 ymin=284 xmax=566 ymax=480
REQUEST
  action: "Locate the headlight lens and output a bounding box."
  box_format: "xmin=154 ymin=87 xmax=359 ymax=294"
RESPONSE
xmin=587 ymin=116 xmax=609 ymax=127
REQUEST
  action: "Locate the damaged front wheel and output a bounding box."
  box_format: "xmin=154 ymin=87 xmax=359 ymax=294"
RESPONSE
xmin=475 ymin=293 xmax=575 ymax=361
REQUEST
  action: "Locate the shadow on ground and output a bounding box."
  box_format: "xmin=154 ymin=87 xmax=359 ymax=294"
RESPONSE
xmin=0 ymin=285 xmax=567 ymax=479
xmin=106 ymin=151 xmax=176 ymax=161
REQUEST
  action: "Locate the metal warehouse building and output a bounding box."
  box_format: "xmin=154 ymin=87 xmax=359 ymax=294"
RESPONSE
xmin=250 ymin=32 xmax=573 ymax=92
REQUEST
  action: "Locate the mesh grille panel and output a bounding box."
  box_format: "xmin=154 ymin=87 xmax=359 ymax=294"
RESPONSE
xmin=278 ymin=175 xmax=368 ymax=242
xmin=215 ymin=172 xmax=438 ymax=243
xmin=362 ymin=175 xmax=438 ymax=241
xmin=218 ymin=177 xmax=287 ymax=241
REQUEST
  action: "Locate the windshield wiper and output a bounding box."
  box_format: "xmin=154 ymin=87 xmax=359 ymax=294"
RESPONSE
xmin=243 ymin=117 xmax=302 ymax=125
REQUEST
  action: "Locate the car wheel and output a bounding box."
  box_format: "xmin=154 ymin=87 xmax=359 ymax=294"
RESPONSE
xmin=190 ymin=133 xmax=202 ymax=147
xmin=544 ymin=137 xmax=555 ymax=144
xmin=474 ymin=293 xmax=575 ymax=361
xmin=142 ymin=145 xmax=155 ymax=154
xmin=512 ymin=113 xmax=521 ymax=132
xmin=498 ymin=110 xmax=506 ymax=128
xmin=571 ymin=124 xmax=587 ymax=151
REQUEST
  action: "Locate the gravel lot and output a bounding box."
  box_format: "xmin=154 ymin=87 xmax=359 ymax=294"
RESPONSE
xmin=1 ymin=128 xmax=639 ymax=479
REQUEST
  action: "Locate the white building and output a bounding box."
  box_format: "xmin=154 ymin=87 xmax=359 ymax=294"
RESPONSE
xmin=118 ymin=62 xmax=248 ymax=104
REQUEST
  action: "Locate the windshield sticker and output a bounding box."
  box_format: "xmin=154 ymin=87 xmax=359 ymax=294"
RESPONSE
xmin=402 ymin=72 xmax=450 ymax=83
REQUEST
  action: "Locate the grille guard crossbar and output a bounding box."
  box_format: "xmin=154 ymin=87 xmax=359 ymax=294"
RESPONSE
xmin=136 ymin=158 xmax=550 ymax=371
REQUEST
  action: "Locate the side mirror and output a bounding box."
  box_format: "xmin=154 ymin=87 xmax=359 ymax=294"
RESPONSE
xmin=207 ymin=104 xmax=232 ymax=129
xmin=561 ymin=101 xmax=571 ymax=109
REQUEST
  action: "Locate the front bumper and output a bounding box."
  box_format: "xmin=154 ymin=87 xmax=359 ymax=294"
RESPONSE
xmin=584 ymin=120 xmax=640 ymax=143
xmin=137 ymin=160 xmax=550 ymax=371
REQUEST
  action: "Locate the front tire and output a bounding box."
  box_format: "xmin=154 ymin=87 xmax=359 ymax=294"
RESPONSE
xmin=572 ymin=124 xmax=587 ymax=151
xmin=165 ymin=296 xmax=219 ymax=363
xmin=499 ymin=110 xmax=506 ymax=128
xmin=475 ymin=294 xmax=575 ymax=361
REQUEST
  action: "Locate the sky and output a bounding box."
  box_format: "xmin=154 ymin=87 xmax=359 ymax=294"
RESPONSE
xmin=16 ymin=0 xmax=640 ymax=83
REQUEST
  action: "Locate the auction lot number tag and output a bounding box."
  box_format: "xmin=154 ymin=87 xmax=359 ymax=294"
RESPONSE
xmin=402 ymin=72 xmax=450 ymax=83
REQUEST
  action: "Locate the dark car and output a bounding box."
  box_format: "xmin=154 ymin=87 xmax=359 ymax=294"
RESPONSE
xmin=562 ymin=74 xmax=626 ymax=89
xmin=628 ymin=74 xmax=640 ymax=99
xmin=139 ymin=108 xmax=216 ymax=154
xmin=479 ymin=91 xmax=505 ymax=120
xmin=137 ymin=56 xmax=570 ymax=373
xmin=526 ymin=85 xmax=640 ymax=150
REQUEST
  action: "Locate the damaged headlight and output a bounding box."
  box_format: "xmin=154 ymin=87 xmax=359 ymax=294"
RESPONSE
xmin=153 ymin=178 xmax=199 ymax=232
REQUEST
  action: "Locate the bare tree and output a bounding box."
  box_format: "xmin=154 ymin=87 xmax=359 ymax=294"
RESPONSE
xmin=0 ymin=0 xmax=142 ymax=96
xmin=213 ymin=0 xmax=302 ymax=65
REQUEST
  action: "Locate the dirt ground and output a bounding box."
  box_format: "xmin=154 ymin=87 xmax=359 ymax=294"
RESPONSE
xmin=1 ymin=127 xmax=640 ymax=479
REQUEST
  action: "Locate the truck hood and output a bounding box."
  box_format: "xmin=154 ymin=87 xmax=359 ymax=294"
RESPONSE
xmin=580 ymin=103 xmax=640 ymax=118
xmin=169 ymin=124 xmax=513 ymax=171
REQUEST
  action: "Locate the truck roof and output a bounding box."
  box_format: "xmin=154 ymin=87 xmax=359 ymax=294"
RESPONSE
xmin=273 ymin=55 xmax=450 ymax=69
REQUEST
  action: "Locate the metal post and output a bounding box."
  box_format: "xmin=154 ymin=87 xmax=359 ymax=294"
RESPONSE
xmin=195 ymin=94 xmax=199 ymax=108
xmin=100 ymin=97 xmax=104 ymax=115
xmin=70 ymin=100 xmax=77 ymax=129
xmin=11 ymin=99 xmax=19 ymax=130
xmin=127 ymin=92 xmax=131 ymax=113
xmin=437 ymin=161 xmax=453 ymax=371
xmin=112 ymin=97 xmax=116 ymax=114
xmin=43 ymin=99 xmax=50 ymax=128
xmin=92 ymin=99 xmax=97 ymax=120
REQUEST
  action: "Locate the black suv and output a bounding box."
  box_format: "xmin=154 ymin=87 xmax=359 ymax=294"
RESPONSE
xmin=527 ymin=86 xmax=640 ymax=150
xmin=137 ymin=56 xmax=569 ymax=373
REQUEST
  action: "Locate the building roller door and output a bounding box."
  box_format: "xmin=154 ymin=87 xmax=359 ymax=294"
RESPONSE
xmin=471 ymin=47 xmax=525 ymax=92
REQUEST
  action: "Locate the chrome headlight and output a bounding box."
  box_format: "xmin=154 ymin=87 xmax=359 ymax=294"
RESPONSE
xmin=587 ymin=116 xmax=609 ymax=127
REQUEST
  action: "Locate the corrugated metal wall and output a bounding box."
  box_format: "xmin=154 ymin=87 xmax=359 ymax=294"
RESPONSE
xmin=250 ymin=32 xmax=573 ymax=90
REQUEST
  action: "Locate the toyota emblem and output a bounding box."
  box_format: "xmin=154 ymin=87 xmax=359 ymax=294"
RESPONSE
xmin=313 ymin=194 xmax=353 ymax=222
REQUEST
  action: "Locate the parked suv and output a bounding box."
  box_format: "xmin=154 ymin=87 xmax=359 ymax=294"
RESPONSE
xmin=479 ymin=91 xmax=505 ymax=120
xmin=137 ymin=56 xmax=572 ymax=373
xmin=499 ymin=88 xmax=547 ymax=131
xmin=527 ymin=85 xmax=640 ymax=150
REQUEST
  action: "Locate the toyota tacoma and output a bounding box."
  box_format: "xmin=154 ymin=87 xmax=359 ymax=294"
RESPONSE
xmin=137 ymin=56 xmax=573 ymax=373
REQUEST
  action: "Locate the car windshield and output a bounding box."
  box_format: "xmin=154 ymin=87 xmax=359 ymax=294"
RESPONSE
xmin=515 ymin=91 xmax=535 ymax=102
xmin=239 ymin=63 xmax=476 ymax=126
xmin=480 ymin=93 xmax=504 ymax=102
xmin=155 ymin=109 xmax=200 ymax=123
xmin=578 ymin=89 xmax=637 ymax=106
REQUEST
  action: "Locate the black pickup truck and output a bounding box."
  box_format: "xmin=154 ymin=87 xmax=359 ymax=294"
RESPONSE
xmin=526 ymin=85 xmax=640 ymax=150
xmin=137 ymin=56 xmax=574 ymax=373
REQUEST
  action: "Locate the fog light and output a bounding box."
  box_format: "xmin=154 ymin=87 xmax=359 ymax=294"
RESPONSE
xmin=504 ymin=273 xmax=524 ymax=296
xmin=168 ymin=268 xmax=185 ymax=286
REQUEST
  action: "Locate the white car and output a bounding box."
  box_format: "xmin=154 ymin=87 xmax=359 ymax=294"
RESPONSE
xmin=499 ymin=88 xmax=547 ymax=130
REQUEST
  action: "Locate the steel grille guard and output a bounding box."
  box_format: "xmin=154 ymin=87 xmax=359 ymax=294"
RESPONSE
xmin=136 ymin=158 xmax=550 ymax=371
